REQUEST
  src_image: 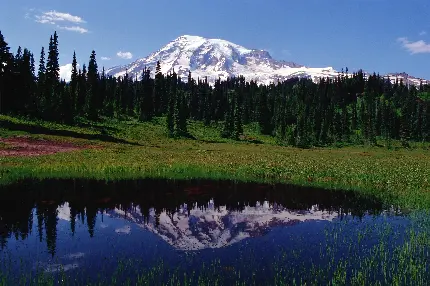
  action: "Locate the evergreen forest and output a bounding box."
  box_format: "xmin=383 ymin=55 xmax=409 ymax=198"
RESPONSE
xmin=1 ymin=30 xmax=430 ymax=148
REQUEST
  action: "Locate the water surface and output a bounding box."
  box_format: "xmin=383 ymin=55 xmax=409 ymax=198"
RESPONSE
xmin=0 ymin=179 xmax=424 ymax=285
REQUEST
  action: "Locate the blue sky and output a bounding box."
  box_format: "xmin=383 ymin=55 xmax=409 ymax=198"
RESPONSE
xmin=1 ymin=0 xmax=430 ymax=79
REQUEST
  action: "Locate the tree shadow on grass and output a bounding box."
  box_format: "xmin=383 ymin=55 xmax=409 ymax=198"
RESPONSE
xmin=0 ymin=119 xmax=142 ymax=146
xmin=75 ymin=122 xmax=118 ymax=133
xmin=244 ymin=138 xmax=264 ymax=144
xmin=197 ymin=138 xmax=264 ymax=145
xmin=181 ymin=133 xmax=197 ymax=140
xmin=198 ymin=139 xmax=224 ymax=144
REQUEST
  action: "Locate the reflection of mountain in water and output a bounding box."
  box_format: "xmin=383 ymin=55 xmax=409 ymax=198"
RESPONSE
xmin=105 ymin=200 xmax=338 ymax=250
xmin=0 ymin=178 xmax=395 ymax=256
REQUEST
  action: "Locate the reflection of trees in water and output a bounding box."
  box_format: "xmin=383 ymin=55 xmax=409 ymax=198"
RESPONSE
xmin=0 ymin=195 xmax=35 ymax=249
xmin=36 ymin=207 xmax=44 ymax=242
xmin=70 ymin=207 xmax=77 ymax=236
xmin=86 ymin=205 xmax=97 ymax=238
xmin=0 ymin=178 xmax=391 ymax=256
xmin=44 ymin=204 xmax=58 ymax=257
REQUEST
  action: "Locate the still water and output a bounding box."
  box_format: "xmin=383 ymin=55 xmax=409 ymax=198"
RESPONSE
xmin=0 ymin=179 xmax=423 ymax=285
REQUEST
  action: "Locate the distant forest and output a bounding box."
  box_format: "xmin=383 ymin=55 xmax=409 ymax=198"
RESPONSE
xmin=1 ymin=31 xmax=430 ymax=147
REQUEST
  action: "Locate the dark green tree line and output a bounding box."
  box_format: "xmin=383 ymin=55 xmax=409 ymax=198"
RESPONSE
xmin=1 ymin=30 xmax=430 ymax=147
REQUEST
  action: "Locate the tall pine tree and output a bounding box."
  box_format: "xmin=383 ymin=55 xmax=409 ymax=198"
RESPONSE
xmin=87 ymin=50 xmax=99 ymax=120
xmin=0 ymin=31 xmax=13 ymax=115
xmin=44 ymin=32 xmax=60 ymax=120
xmin=70 ymin=51 xmax=78 ymax=115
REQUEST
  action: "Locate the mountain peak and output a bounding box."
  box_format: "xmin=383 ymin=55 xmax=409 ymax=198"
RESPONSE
xmin=106 ymin=35 xmax=308 ymax=84
xmin=174 ymin=34 xmax=205 ymax=41
xmin=105 ymin=36 xmax=428 ymax=86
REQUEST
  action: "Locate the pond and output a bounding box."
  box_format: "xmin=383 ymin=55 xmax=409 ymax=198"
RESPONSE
xmin=0 ymin=179 xmax=429 ymax=285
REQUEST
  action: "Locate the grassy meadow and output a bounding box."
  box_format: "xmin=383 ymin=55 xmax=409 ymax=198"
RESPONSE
xmin=1 ymin=114 xmax=430 ymax=285
xmin=0 ymin=114 xmax=430 ymax=210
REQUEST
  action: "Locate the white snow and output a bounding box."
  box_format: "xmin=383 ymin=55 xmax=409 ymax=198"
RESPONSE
xmin=106 ymin=35 xmax=429 ymax=86
xmin=106 ymin=200 xmax=339 ymax=251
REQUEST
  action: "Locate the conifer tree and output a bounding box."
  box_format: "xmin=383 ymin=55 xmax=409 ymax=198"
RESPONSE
xmin=11 ymin=47 xmax=23 ymax=113
xmin=104 ymin=74 xmax=115 ymax=117
xmin=202 ymin=78 xmax=212 ymax=126
xmin=180 ymin=90 xmax=189 ymax=135
xmin=76 ymin=65 xmax=87 ymax=115
xmin=139 ymin=68 xmax=154 ymax=121
xmin=9 ymin=46 xmax=23 ymax=113
xmin=70 ymin=51 xmax=78 ymax=114
xmin=27 ymin=51 xmax=37 ymax=116
xmin=0 ymin=30 xmax=12 ymax=115
xmin=44 ymin=32 xmax=60 ymax=120
xmin=122 ymin=71 xmax=134 ymax=116
xmin=15 ymin=46 xmax=22 ymax=62
xmin=188 ymin=71 xmax=199 ymax=119
xmin=36 ymin=47 xmax=46 ymax=116
xmin=61 ymin=80 xmax=74 ymax=124
xmin=137 ymin=70 xmax=145 ymax=120
xmin=166 ymin=73 xmax=176 ymax=136
xmin=119 ymin=71 xmax=129 ymax=114
xmin=153 ymin=61 xmax=164 ymax=115
xmin=114 ymin=76 xmax=122 ymax=117
xmin=233 ymin=88 xmax=244 ymax=139
xmin=422 ymin=104 xmax=430 ymax=141
xmin=30 ymin=52 xmax=35 ymax=76
xmin=167 ymin=97 xmax=175 ymax=136
xmin=174 ymin=89 xmax=188 ymax=136
xmin=87 ymin=50 xmax=99 ymax=120
xmin=400 ymin=88 xmax=414 ymax=147
xmin=213 ymin=78 xmax=225 ymax=122
xmin=257 ymin=90 xmax=272 ymax=134
xmin=222 ymin=90 xmax=236 ymax=138
xmin=20 ymin=49 xmax=35 ymax=114
xmin=99 ymin=67 xmax=107 ymax=115
xmin=9 ymin=47 xmax=35 ymax=115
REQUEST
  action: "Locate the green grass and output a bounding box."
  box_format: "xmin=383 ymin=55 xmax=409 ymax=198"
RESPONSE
xmin=1 ymin=114 xmax=430 ymax=210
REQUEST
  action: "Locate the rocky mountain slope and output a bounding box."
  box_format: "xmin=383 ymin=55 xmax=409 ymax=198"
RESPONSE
xmin=106 ymin=35 xmax=429 ymax=86
xmin=106 ymin=35 xmax=340 ymax=85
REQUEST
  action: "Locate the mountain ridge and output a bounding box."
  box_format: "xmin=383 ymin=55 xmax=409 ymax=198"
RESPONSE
xmin=106 ymin=35 xmax=430 ymax=86
xmin=106 ymin=35 xmax=338 ymax=85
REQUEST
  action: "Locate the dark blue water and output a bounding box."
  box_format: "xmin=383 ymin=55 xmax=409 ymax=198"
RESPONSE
xmin=0 ymin=179 xmax=421 ymax=285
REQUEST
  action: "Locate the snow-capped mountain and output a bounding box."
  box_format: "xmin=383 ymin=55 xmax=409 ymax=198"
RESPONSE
xmin=106 ymin=35 xmax=341 ymax=85
xmin=100 ymin=35 xmax=429 ymax=86
xmin=105 ymin=200 xmax=338 ymax=251
xmin=384 ymin=72 xmax=430 ymax=86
